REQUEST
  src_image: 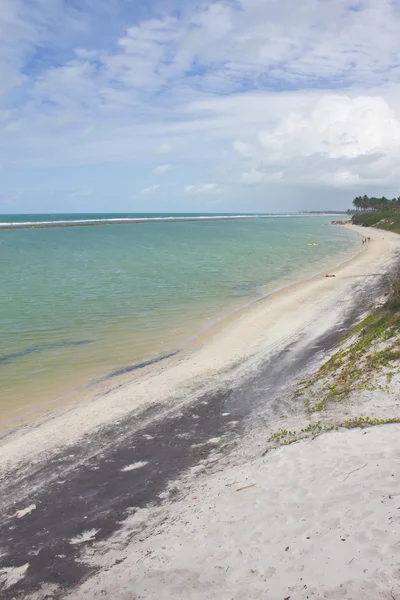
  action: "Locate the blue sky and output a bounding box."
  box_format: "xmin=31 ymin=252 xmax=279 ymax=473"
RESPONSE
xmin=2 ymin=0 xmax=400 ymax=214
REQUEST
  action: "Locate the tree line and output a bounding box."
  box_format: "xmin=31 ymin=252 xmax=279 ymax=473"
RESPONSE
xmin=352 ymin=195 xmax=400 ymax=212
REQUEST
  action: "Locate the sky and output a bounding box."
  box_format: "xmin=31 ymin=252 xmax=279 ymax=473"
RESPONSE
xmin=1 ymin=0 xmax=400 ymax=214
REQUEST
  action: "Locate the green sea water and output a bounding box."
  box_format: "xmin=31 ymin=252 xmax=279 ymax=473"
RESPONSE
xmin=0 ymin=214 xmax=357 ymax=414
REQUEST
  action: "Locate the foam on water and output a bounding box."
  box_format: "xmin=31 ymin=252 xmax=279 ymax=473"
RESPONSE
xmin=0 ymin=213 xmax=303 ymax=228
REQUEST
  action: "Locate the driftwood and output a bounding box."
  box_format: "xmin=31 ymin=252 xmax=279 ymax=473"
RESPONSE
xmin=236 ymin=483 xmax=256 ymax=492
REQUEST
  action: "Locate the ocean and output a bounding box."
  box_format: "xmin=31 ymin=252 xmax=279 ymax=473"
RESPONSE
xmin=0 ymin=213 xmax=357 ymax=415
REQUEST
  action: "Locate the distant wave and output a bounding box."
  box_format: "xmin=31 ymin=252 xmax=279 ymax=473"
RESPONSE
xmin=0 ymin=214 xmax=316 ymax=229
xmin=1 ymin=215 xmax=258 ymax=226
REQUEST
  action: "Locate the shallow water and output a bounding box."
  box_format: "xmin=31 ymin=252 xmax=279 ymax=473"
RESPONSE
xmin=0 ymin=214 xmax=357 ymax=409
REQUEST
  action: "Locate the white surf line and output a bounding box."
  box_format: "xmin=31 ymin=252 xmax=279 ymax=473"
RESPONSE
xmin=0 ymin=213 xmax=342 ymax=229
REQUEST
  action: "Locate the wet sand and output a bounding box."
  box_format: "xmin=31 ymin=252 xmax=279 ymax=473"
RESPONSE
xmin=0 ymin=225 xmax=399 ymax=599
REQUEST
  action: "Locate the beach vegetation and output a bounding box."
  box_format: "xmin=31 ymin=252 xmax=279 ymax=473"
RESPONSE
xmin=294 ymin=389 xmax=304 ymax=397
xmin=351 ymin=195 xmax=400 ymax=232
xmin=266 ymin=212 xmax=400 ymax=454
xmin=295 ymin=262 xmax=400 ymax=413
xmin=352 ymin=211 xmax=400 ymax=232
xmin=266 ymin=417 xmax=400 ymax=450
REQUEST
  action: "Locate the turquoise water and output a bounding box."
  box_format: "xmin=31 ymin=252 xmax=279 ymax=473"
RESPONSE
xmin=0 ymin=214 xmax=357 ymax=411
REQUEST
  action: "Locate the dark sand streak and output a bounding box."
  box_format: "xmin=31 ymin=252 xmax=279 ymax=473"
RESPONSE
xmin=96 ymin=350 xmax=180 ymax=382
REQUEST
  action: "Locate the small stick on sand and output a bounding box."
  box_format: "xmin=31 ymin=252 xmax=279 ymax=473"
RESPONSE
xmin=340 ymin=463 xmax=367 ymax=483
xmin=236 ymin=483 xmax=256 ymax=492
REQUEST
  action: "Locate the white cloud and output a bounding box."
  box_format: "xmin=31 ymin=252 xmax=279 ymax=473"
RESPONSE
xmin=154 ymin=164 xmax=171 ymax=174
xmin=233 ymin=140 xmax=252 ymax=157
xmin=198 ymin=183 xmax=217 ymax=193
xmin=259 ymin=95 xmax=400 ymax=161
xmin=254 ymin=94 xmax=400 ymax=186
xmin=241 ymin=170 xmax=267 ymax=184
xmin=156 ymin=143 xmax=172 ymax=154
xmin=3 ymin=0 xmax=400 ymax=211
xmin=241 ymin=169 xmax=283 ymax=184
xmin=184 ymin=183 xmax=218 ymax=194
xmin=141 ymin=184 xmax=161 ymax=194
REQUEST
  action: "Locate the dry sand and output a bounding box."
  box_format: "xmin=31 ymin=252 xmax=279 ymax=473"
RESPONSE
xmin=66 ymin=424 xmax=400 ymax=600
xmin=2 ymin=225 xmax=400 ymax=600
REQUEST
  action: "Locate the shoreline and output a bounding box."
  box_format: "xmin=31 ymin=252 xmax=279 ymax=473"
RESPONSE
xmin=0 ymin=223 xmax=359 ymax=432
xmin=1 ymin=225 xmax=400 ymax=598
xmin=0 ymin=225 xmax=396 ymax=464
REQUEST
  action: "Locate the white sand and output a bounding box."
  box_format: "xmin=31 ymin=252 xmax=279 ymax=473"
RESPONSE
xmin=67 ymin=424 xmax=400 ymax=600
xmin=1 ymin=225 xmax=399 ymax=475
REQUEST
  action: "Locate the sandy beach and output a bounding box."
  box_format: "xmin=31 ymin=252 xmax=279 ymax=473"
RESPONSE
xmin=66 ymin=424 xmax=400 ymax=600
xmin=1 ymin=224 xmax=400 ymax=599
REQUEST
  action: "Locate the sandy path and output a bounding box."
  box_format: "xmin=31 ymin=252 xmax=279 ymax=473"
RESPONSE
xmin=1 ymin=225 xmax=398 ymax=473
